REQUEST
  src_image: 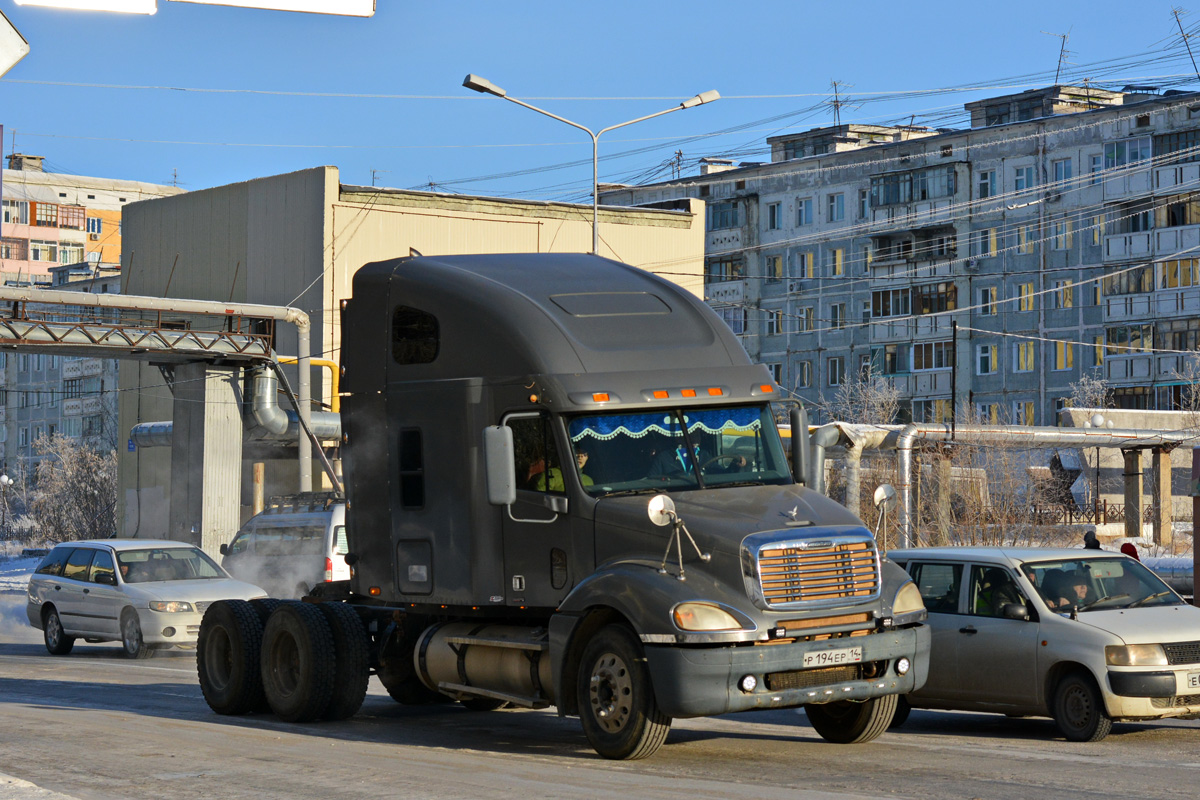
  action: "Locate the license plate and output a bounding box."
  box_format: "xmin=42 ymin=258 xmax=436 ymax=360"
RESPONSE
xmin=802 ymin=646 xmax=863 ymax=668
xmin=1188 ymin=671 xmax=1200 ymax=690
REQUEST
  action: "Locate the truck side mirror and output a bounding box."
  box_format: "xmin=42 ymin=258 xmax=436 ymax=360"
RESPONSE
xmin=219 ymin=543 xmax=229 ymax=556
xmin=788 ymin=406 xmax=810 ymax=487
xmin=483 ymin=425 xmax=517 ymax=506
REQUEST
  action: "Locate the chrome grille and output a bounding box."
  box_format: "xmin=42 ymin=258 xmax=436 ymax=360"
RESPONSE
xmin=757 ymin=537 xmax=880 ymax=608
xmin=1164 ymin=641 xmax=1200 ymax=666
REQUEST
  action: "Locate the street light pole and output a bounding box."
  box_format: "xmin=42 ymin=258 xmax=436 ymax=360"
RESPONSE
xmin=462 ymin=74 xmax=719 ymax=255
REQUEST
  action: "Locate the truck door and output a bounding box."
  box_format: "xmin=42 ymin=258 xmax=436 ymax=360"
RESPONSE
xmin=500 ymin=411 xmax=575 ymax=609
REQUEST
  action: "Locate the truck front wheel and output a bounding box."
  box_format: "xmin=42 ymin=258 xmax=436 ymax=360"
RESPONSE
xmin=576 ymin=625 xmax=671 ymax=760
xmin=805 ymin=694 xmax=898 ymax=744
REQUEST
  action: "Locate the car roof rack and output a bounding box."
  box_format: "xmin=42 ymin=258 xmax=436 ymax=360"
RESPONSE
xmin=262 ymin=491 xmax=343 ymax=514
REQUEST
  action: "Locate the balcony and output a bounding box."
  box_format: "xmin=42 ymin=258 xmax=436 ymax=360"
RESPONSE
xmin=1104 ymin=355 xmax=1154 ymax=382
xmin=80 ymin=359 xmax=104 ymax=378
xmin=62 ymin=360 xmax=83 ymax=379
xmin=1104 ymin=286 xmax=1200 ymax=321
xmin=706 ymin=228 xmax=743 ymax=253
xmin=1103 ymin=168 xmax=1152 ymax=201
xmin=705 ymin=280 xmax=745 ymax=305
xmin=868 ymin=313 xmax=953 ymax=343
xmin=1103 ymin=231 xmax=1152 ymax=262
xmin=1155 ymin=162 xmax=1200 ymax=193
xmin=1154 ymin=223 xmax=1200 ymax=259
xmin=62 ymin=398 xmax=82 ymax=417
xmin=914 ymin=370 xmax=952 ymax=395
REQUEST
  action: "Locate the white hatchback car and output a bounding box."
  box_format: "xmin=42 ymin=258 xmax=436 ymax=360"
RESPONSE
xmin=889 ymin=547 xmax=1200 ymax=741
xmin=26 ymin=539 xmax=266 ymax=658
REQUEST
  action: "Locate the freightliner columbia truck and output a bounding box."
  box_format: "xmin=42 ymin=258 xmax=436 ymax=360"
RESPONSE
xmin=196 ymin=253 xmax=930 ymax=759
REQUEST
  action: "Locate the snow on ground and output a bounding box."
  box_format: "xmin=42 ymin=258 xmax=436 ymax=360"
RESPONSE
xmin=0 ymin=551 xmax=37 ymax=643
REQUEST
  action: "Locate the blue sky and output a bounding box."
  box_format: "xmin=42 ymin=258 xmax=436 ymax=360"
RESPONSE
xmin=2 ymin=0 xmax=1199 ymax=199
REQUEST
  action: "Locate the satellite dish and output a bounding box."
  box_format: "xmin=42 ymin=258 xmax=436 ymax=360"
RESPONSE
xmin=647 ymin=494 xmax=676 ymax=527
xmin=873 ymin=484 xmax=898 ymax=514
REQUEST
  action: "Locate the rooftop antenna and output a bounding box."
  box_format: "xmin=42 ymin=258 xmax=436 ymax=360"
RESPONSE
xmin=1172 ymin=7 xmax=1200 ymax=83
xmin=670 ymin=149 xmax=684 ymax=180
xmin=371 ymin=168 xmax=389 ymax=187
xmin=1041 ymin=30 xmax=1072 ymax=84
xmin=828 ymin=80 xmax=853 ymax=127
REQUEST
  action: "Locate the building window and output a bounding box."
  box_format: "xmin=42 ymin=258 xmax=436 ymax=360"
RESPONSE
xmin=1017 ymin=282 xmax=1035 ymax=312
xmin=872 ymin=288 xmax=911 ymax=318
xmin=970 ymin=228 xmax=997 ymax=258
xmin=858 ymin=188 xmax=869 ymax=219
xmin=1091 ymin=214 xmax=1104 ymax=246
xmin=59 ymin=244 xmax=85 ymax=265
xmin=1106 ymin=323 xmax=1154 ymax=355
xmin=827 ymin=357 xmax=844 ymax=386
xmin=63 ymin=379 xmax=82 ymax=398
xmin=0 ymin=238 xmax=28 ymax=260
xmin=827 ymin=193 xmax=845 ymax=222
xmin=830 ymin=303 xmax=846 ymax=330
xmin=707 ymin=257 xmax=745 ymax=281
xmin=82 ymin=415 xmax=103 ymax=437
xmin=708 ymin=200 xmax=739 ymax=230
xmin=1156 ymin=192 xmax=1200 ymax=228
xmin=766 ymin=363 xmax=782 ymax=384
xmin=985 ymin=104 xmax=1011 ymax=126
xmin=799 ymin=307 xmax=814 ymax=332
xmin=796 ymin=197 xmax=813 ymax=226
xmin=871 ymin=344 xmax=907 ymax=375
xmin=912 ymin=341 xmax=954 ymax=371
xmin=976 ymin=403 xmax=1000 ymax=424
xmin=1102 ymin=265 xmax=1154 ymax=296
xmin=765 ymin=254 xmax=783 ymax=279
xmin=977 ymin=170 xmax=996 ymax=199
xmin=1014 ymin=341 xmax=1035 ymax=372
xmin=29 ymin=240 xmax=58 ymax=262
xmin=720 ymin=306 xmax=746 ymax=335
xmin=825 ymin=248 xmax=844 ymax=277
xmin=1053 ymin=341 xmax=1074 ymax=371
xmin=1014 ymin=166 xmax=1036 ymax=192
xmin=1052 ymin=279 xmax=1074 ymax=309
xmin=765 ymin=309 xmax=784 ymax=336
xmin=1155 ymin=129 xmax=1200 ymax=164
xmin=1161 ymin=258 xmax=1200 ymax=288
xmin=58 ymin=205 xmax=86 ymax=230
xmin=1105 ymin=136 xmax=1152 ymax=169
xmin=1052 ymin=219 xmax=1074 ymax=250
xmin=794 ymin=252 xmax=813 ymax=279
xmin=913 ymin=399 xmax=953 ymax=424
xmin=797 ymin=361 xmax=812 ymax=388
xmin=1053 ymin=158 xmax=1073 ymax=185
xmin=2 ymin=199 xmax=28 ymax=225
xmin=86 ymin=217 xmax=103 ymax=235
xmin=976 ymin=344 xmax=998 ymax=375
xmin=860 ymin=244 xmax=872 ymax=273
xmin=766 ymin=202 xmax=782 ymax=231
xmin=913 ymin=282 xmax=957 ymax=314
xmin=1089 ymin=153 xmax=1103 ymax=184
xmin=1016 ymin=223 xmax=1036 ymax=254
xmin=34 ymin=202 xmax=59 ymax=227
xmin=1012 ymin=401 xmax=1035 ymax=426
xmin=1094 ymin=335 xmax=1105 ymax=366
xmin=979 ymin=286 xmax=997 ymax=315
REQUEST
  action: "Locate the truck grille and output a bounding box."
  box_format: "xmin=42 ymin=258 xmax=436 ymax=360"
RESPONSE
xmin=756 ymin=536 xmax=880 ymax=609
xmin=765 ymin=665 xmax=858 ymax=691
xmin=1163 ymin=641 xmax=1200 ymax=665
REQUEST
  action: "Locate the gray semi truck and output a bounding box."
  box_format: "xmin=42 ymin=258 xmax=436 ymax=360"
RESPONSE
xmin=196 ymin=253 xmax=930 ymax=759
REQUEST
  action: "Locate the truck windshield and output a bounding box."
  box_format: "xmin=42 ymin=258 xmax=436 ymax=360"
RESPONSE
xmin=566 ymin=404 xmax=792 ymax=496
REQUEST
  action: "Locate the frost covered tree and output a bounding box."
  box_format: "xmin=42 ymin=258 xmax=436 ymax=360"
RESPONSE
xmin=27 ymin=434 xmax=118 ymax=545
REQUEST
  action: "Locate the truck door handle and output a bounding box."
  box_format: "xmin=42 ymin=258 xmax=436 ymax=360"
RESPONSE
xmin=958 ymin=626 xmax=978 ymax=634
xmin=83 ymin=589 xmax=90 ymax=594
xmin=54 ymin=585 xmax=61 ymax=591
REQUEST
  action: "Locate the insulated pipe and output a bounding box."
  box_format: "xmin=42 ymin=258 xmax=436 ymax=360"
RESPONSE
xmin=250 ymin=367 xmax=289 ymax=436
xmin=894 ymin=423 xmax=1200 ymax=548
xmin=0 ymin=285 xmax=313 ymax=494
xmin=810 ymin=424 xmax=842 ymax=495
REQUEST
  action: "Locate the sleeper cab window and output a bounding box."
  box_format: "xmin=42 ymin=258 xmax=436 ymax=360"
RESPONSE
xmin=392 ymin=306 xmax=439 ymax=364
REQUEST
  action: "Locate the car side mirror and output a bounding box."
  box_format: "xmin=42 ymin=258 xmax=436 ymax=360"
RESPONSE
xmin=96 ymin=572 xmax=117 ymax=586
xmin=219 ymin=543 xmax=229 ymax=556
xmin=1001 ymin=602 xmax=1030 ymax=621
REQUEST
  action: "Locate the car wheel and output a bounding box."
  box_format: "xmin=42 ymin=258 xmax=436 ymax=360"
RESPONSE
xmin=261 ymin=602 xmax=336 ymax=722
xmin=806 ymin=694 xmax=898 ymax=744
xmin=121 ymin=610 xmax=154 ymax=660
xmin=576 ymin=624 xmax=672 ymax=760
xmin=42 ymin=606 xmax=75 ymax=656
xmin=197 ymin=599 xmax=266 ymax=716
xmin=317 ymin=603 xmax=370 ymax=721
xmin=1053 ymin=672 xmax=1113 ymax=742
xmin=889 ymin=695 xmax=911 ymax=729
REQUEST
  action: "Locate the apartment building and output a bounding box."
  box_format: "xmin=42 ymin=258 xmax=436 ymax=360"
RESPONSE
xmin=601 ymin=85 xmax=1200 ymax=424
xmin=0 ymin=155 xmax=179 ymax=471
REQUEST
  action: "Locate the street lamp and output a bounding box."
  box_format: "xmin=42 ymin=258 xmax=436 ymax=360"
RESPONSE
xmin=463 ymin=74 xmax=719 ymax=255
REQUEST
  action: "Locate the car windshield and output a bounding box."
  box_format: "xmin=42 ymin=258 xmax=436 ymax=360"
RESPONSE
xmin=566 ymin=404 xmax=792 ymax=497
xmin=117 ymin=547 xmax=227 ymax=583
xmin=1020 ymin=556 xmax=1183 ymax=611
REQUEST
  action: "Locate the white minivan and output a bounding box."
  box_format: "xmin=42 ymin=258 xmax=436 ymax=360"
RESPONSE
xmin=220 ymin=498 xmax=349 ymax=599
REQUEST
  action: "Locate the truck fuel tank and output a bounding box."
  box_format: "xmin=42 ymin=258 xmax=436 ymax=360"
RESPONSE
xmin=415 ymin=622 xmax=555 ymax=708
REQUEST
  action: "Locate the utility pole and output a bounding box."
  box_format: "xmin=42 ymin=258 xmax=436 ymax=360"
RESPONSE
xmin=1173 ymin=7 xmax=1200 ymax=83
xmin=829 ymin=80 xmax=852 ymax=127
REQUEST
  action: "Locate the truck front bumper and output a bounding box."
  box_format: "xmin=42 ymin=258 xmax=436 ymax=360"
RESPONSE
xmin=644 ymin=625 xmax=930 ymax=719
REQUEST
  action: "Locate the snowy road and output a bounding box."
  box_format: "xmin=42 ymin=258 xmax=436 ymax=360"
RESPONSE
xmin=1 ymin=587 xmax=1199 ymax=800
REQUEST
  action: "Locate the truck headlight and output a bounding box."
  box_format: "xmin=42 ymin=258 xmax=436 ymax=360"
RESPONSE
xmin=1105 ymin=644 xmax=1167 ymax=666
xmin=673 ymin=602 xmax=741 ymax=631
xmin=148 ymin=601 xmax=194 ymax=613
xmin=892 ymin=581 xmax=925 ymax=616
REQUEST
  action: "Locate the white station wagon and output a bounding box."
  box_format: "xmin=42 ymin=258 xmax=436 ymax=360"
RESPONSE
xmin=27 ymin=539 xmax=266 ymax=658
xmin=889 ymin=547 xmax=1200 ymax=741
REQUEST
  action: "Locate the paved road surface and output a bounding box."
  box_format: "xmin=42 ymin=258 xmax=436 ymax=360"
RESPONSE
xmin=1 ymin=593 xmax=1197 ymax=800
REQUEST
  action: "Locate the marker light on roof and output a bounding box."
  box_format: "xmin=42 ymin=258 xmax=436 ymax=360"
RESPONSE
xmin=707 ymin=387 xmax=724 ymax=396
xmin=592 ymin=392 xmax=610 ymax=403
xmin=653 ymin=390 xmax=669 ymax=399
xmin=682 ymin=389 xmax=697 ymax=398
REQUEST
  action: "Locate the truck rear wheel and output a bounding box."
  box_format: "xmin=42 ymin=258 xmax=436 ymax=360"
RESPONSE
xmin=197 ymin=599 xmax=265 ymax=715
xmin=805 ymin=694 xmax=898 ymax=744
xmin=317 ymin=603 xmax=370 ymax=720
xmin=576 ymin=624 xmax=671 ymax=760
xmin=261 ymin=602 xmax=336 ymax=722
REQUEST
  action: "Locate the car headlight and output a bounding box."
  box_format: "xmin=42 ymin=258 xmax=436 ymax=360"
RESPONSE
xmin=148 ymin=601 xmax=194 ymax=613
xmin=673 ymin=602 xmax=742 ymax=631
xmin=1105 ymin=644 xmax=1167 ymax=666
xmin=892 ymin=581 xmax=926 ymax=616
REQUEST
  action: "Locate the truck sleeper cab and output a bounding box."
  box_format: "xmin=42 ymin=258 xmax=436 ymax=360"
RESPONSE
xmin=196 ymin=253 xmax=929 ymax=759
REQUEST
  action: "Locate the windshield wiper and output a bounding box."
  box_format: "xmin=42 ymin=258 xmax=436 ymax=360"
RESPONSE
xmin=1077 ymin=593 xmax=1129 ymax=611
xmin=1129 ymin=590 xmax=1175 ymax=608
xmin=599 ymin=488 xmax=665 ymax=498
xmin=713 ymin=479 xmax=767 ymax=488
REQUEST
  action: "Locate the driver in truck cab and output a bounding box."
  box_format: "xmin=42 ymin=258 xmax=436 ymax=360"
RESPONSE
xmin=647 ymin=438 xmax=745 ymax=479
